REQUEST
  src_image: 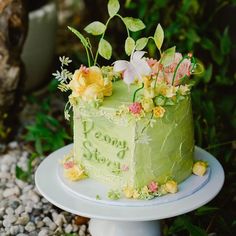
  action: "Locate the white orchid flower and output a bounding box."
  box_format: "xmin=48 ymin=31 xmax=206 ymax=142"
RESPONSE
xmin=113 ymin=51 xmax=152 ymax=85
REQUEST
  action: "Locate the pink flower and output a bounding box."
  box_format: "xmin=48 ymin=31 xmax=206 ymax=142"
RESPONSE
xmin=164 ymin=53 xmax=191 ymax=86
xmin=129 ymin=102 xmax=143 ymax=115
xmin=148 ymin=181 xmax=158 ymax=193
xmin=121 ymin=165 xmax=129 ymax=171
xmin=64 ymin=161 xmax=74 ymax=169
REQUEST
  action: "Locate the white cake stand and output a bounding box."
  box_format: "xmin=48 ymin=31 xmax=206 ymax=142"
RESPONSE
xmin=35 ymin=144 xmax=224 ymax=236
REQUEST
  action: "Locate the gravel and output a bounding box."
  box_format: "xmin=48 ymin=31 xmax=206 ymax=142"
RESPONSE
xmin=0 ymin=141 xmax=91 ymax=236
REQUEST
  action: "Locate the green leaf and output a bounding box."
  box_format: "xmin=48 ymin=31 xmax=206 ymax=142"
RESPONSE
xmin=203 ymin=64 xmax=212 ymax=83
xmin=195 ymin=206 xmax=219 ymax=216
xmin=84 ymin=21 xmax=106 ymax=35
xmin=135 ymin=37 xmax=148 ymax=50
xmin=154 ymin=24 xmax=164 ymax=50
xmin=108 ymin=0 xmax=120 ymax=17
xmin=98 ymin=39 xmax=112 ymax=60
xmin=67 ymin=26 xmax=88 ymax=47
xmin=220 ymin=27 xmax=231 ymax=55
xmin=123 ymin=17 xmax=145 ymax=32
xmin=15 ymin=165 xmax=29 ymax=182
xmin=161 ymin=46 xmax=176 ymax=67
xmin=125 ymin=37 xmax=135 ymax=56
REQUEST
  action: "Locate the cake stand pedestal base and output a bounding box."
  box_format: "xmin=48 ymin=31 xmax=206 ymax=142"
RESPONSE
xmin=89 ymin=219 xmax=161 ymax=236
xmin=35 ymin=144 xmax=224 ymax=236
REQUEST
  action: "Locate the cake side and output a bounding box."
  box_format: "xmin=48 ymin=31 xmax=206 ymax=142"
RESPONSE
xmin=73 ymin=80 xmax=194 ymax=190
xmin=133 ymin=96 xmax=194 ymax=188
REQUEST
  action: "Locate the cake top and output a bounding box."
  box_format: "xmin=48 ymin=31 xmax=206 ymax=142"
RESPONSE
xmin=53 ymin=0 xmax=201 ymax=121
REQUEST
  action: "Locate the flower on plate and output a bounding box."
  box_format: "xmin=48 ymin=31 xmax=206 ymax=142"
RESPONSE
xmin=123 ymin=186 xmax=134 ymax=198
xmin=148 ymin=181 xmax=158 ymax=193
xmin=193 ymin=161 xmax=208 ymax=176
xmin=129 ymin=102 xmax=143 ymax=115
xmin=164 ymin=180 xmax=178 ymax=193
xmin=63 ymin=161 xmax=74 ymax=169
xmin=113 ymin=51 xmax=152 ymax=85
xmin=141 ymin=98 xmax=154 ymax=112
xmin=68 ymin=66 xmax=112 ymax=101
xmin=64 ymin=166 xmax=86 ymax=181
xmin=153 ymin=106 xmax=166 ymax=118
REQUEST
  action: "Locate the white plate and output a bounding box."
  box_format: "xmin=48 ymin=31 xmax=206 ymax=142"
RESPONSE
xmin=58 ymin=156 xmax=210 ymax=207
xmin=35 ymin=144 xmax=224 ymax=221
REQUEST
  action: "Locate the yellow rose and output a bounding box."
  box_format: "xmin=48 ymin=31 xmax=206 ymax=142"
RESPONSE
xmin=193 ymin=161 xmax=207 ymax=176
xmin=82 ymin=84 xmax=104 ymax=101
xmin=143 ymin=76 xmax=152 ymax=88
xmin=123 ymin=186 xmax=134 ymax=198
xmin=141 ymin=98 xmax=154 ymax=112
xmin=64 ymin=166 xmax=86 ymax=181
xmin=165 ymin=86 xmax=177 ymax=98
xmin=68 ymin=66 xmax=112 ymax=101
xmin=164 ymin=180 xmax=178 ymax=193
xmin=153 ymin=106 xmax=165 ymax=118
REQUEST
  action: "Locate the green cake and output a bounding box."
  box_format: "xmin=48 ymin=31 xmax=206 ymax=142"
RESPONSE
xmin=53 ymin=1 xmax=206 ymax=200
xmin=73 ymin=80 xmax=194 ymax=190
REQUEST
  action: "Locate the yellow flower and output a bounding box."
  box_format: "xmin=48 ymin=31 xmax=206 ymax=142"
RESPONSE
xmin=178 ymin=85 xmax=190 ymax=95
xmin=123 ymin=186 xmax=134 ymax=198
xmin=193 ymin=161 xmax=207 ymax=176
xmin=144 ymin=88 xmax=155 ymax=98
xmin=64 ymin=166 xmax=86 ymax=181
xmin=141 ymin=186 xmax=150 ymax=195
xmin=153 ymin=106 xmax=165 ymax=118
xmin=132 ymin=190 xmax=140 ymax=199
xmin=143 ymin=76 xmax=152 ymax=88
xmin=141 ymin=98 xmax=154 ymax=112
xmin=164 ymin=180 xmax=178 ymax=193
xmin=68 ymin=66 xmax=112 ymax=101
xmin=165 ymin=86 xmax=177 ymax=98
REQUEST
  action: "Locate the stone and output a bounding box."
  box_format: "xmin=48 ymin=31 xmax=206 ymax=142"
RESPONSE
xmin=10 ymin=200 xmax=20 ymax=210
xmin=28 ymin=190 xmax=40 ymax=203
xmin=65 ymin=224 xmax=73 ymax=233
xmin=25 ymin=222 xmax=36 ymax=232
xmin=16 ymin=214 xmax=29 ymax=225
xmin=9 ymin=225 xmax=20 ymax=235
xmin=54 ymin=214 xmax=66 ymax=227
xmin=4 ymin=214 xmax=17 ymax=224
xmin=5 ymin=207 xmax=14 ymax=215
xmin=43 ymin=216 xmax=57 ymax=230
xmin=15 ymin=205 xmax=25 ymax=215
xmin=36 ymin=221 xmax=44 ymax=228
xmin=38 ymin=228 xmax=49 ymax=236
xmin=3 ymin=186 xmax=20 ymax=197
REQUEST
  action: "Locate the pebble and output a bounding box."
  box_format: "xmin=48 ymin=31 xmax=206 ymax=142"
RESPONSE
xmin=25 ymin=222 xmax=36 ymax=232
xmin=0 ymin=143 xmax=90 ymax=235
xmin=3 ymin=187 xmax=20 ymax=198
xmin=15 ymin=205 xmax=25 ymax=215
xmin=65 ymin=224 xmax=73 ymax=233
xmin=16 ymin=214 xmax=30 ymax=225
xmin=9 ymin=225 xmax=20 ymax=235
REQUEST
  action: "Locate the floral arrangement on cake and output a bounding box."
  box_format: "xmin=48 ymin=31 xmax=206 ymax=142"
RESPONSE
xmin=54 ymin=0 xmax=207 ymax=200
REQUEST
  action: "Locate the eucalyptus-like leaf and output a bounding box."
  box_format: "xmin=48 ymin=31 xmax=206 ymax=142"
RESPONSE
xmin=84 ymin=21 xmax=106 ymax=35
xmin=123 ymin=17 xmax=145 ymax=32
xmin=125 ymin=37 xmax=135 ymax=56
xmin=108 ymin=0 xmax=120 ymax=17
xmin=135 ymin=37 xmax=148 ymax=50
xmin=98 ymin=39 xmax=112 ymax=60
xmin=67 ymin=26 xmax=88 ymax=47
xmin=154 ymin=24 xmax=164 ymax=50
xmin=161 ymin=46 xmax=176 ymax=67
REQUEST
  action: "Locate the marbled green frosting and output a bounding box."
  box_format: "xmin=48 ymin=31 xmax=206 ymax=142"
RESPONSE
xmin=73 ymin=80 xmax=194 ymax=189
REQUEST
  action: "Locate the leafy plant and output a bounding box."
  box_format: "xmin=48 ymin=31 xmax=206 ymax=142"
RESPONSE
xmin=24 ymin=94 xmax=71 ymax=156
